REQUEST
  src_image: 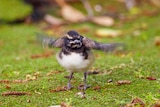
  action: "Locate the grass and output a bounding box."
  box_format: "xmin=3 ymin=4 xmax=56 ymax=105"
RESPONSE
xmin=1 ymin=3 xmax=160 ymax=107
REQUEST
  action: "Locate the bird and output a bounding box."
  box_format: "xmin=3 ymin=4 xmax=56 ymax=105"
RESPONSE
xmin=37 ymin=30 xmax=125 ymax=90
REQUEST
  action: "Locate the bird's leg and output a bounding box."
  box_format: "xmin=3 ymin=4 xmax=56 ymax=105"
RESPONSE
xmin=83 ymin=72 xmax=91 ymax=90
xmin=67 ymin=72 xmax=74 ymax=90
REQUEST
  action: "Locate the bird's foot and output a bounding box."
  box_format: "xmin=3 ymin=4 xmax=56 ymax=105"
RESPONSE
xmin=67 ymin=84 xmax=74 ymax=90
xmin=78 ymin=84 xmax=91 ymax=90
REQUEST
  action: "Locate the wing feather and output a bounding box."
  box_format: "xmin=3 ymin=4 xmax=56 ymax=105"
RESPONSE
xmin=82 ymin=37 xmax=125 ymax=52
xmin=36 ymin=33 xmax=64 ymax=48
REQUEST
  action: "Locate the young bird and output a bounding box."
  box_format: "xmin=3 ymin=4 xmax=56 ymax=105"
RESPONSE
xmin=37 ymin=30 xmax=124 ymax=90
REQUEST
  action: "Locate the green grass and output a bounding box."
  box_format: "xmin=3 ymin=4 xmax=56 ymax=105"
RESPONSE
xmin=1 ymin=4 xmax=160 ymax=107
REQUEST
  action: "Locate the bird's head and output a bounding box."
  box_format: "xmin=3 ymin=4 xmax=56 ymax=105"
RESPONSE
xmin=64 ymin=30 xmax=83 ymax=49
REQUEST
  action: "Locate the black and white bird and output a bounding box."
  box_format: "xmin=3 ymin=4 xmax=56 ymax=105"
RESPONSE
xmin=37 ymin=30 xmax=124 ymax=90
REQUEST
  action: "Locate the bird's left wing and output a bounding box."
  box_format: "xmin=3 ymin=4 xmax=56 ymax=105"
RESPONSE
xmin=36 ymin=33 xmax=64 ymax=48
xmin=82 ymin=37 xmax=125 ymax=52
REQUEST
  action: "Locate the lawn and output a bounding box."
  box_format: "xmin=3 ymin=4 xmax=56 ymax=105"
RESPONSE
xmin=0 ymin=1 xmax=160 ymax=107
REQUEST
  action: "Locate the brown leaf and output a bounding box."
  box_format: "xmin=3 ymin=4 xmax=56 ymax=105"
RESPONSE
xmin=64 ymin=75 xmax=74 ymax=79
xmin=2 ymin=92 xmax=31 ymax=96
xmin=5 ymin=85 xmax=11 ymax=89
xmin=49 ymin=86 xmax=68 ymax=92
xmin=91 ymin=16 xmax=114 ymax=26
xmin=31 ymin=51 xmax=53 ymax=59
xmin=93 ymin=86 xmax=101 ymax=91
xmin=0 ymin=80 xmax=28 ymax=84
xmin=47 ymin=70 xmax=62 ymax=76
xmin=117 ymin=80 xmax=131 ymax=85
xmin=61 ymin=102 xmax=72 ymax=107
xmin=87 ymin=71 xmax=99 ymax=75
xmin=131 ymin=98 xmax=145 ymax=107
xmin=125 ymin=98 xmax=145 ymax=107
xmin=0 ymin=80 xmax=11 ymax=84
xmin=153 ymin=100 xmax=160 ymax=107
xmin=146 ymin=77 xmax=157 ymax=81
xmin=33 ymin=72 xmax=41 ymax=77
xmin=13 ymin=80 xmax=28 ymax=83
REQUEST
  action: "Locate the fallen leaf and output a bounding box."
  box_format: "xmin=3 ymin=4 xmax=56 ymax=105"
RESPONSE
xmin=146 ymin=77 xmax=157 ymax=81
xmin=47 ymin=70 xmax=62 ymax=76
xmin=96 ymin=28 xmax=123 ymax=38
xmin=61 ymin=102 xmax=72 ymax=107
xmin=125 ymin=98 xmax=145 ymax=107
xmin=12 ymin=80 xmax=28 ymax=83
xmin=87 ymin=71 xmax=99 ymax=75
xmin=49 ymin=86 xmax=68 ymax=92
xmin=64 ymin=75 xmax=74 ymax=79
xmin=153 ymin=100 xmax=160 ymax=107
xmin=93 ymin=86 xmax=101 ymax=91
xmin=5 ymin=85 xmax=11 ymax=89
xmin=117 ymin=80 xmax=131 ymax=85
xmin=31 ymin=51 xmax=53 ymax=59
xmin=91 ymin=16 xmax=114 ymax=26
xmin=0 ymin=80 xmax=28 ymax=84
xmin=33 ymin=72 xmax=41 ymax=77
xmin=2 ymin=92 xmax=31 ymax=96
xmin=0 ymin=80 xmax=11 ymax=84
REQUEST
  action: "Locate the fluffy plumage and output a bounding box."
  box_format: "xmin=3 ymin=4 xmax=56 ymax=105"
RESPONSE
xmin=37 ymin=30 xmax=125 ymax=90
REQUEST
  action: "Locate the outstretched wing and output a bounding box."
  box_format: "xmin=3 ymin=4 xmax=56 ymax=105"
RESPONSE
xmin=82 ymin=37 xmax=125 ymax=52
xmin=36 ymin=33 xmax=64 ymax=48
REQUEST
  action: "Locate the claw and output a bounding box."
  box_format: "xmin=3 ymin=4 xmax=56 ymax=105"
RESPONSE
xmin=78 ymin=84 xmax=91 ymax=90
xmin=67 ymin=83 xmax=74 ymax=90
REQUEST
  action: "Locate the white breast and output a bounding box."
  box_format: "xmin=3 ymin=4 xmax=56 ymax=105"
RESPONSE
xmin=56 ymin=51 xmax=94 ymax=72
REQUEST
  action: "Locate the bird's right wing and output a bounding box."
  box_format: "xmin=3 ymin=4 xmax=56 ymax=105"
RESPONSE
xmin=36 ymin=33 xmax=64 ymax=48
